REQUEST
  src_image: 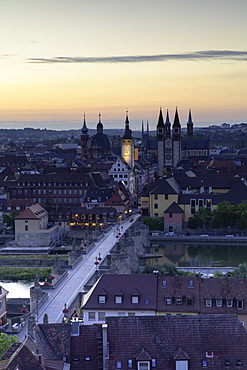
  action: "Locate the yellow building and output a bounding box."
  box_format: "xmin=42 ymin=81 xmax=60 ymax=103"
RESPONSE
xmin=140 ymin=174 xmax=247 ymax=222
xmin=14 ymin=203 xmax=59 ymax=247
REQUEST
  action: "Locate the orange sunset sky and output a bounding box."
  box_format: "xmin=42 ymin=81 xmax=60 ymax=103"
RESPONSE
xmin=1 ymin=0 xmax=247 ymax=130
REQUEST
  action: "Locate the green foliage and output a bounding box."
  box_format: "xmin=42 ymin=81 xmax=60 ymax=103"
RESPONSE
xmin=211 ymin=201 xmax=235 ymax=229
xmin=213 ymin=271 xmax=225 ymax=278
xmin=0 ymin=333 xmax=18 ymax=358
xmin=141 ymin=263 xmax=179 ymax=276
xmin=234 ymin=201 xmax=247 ymax=230
xmin=2 ymin=211 xmax=20 ymax=230
xmin=187 ymin=207 xmax=212 ymax=230
xmin=0 ymin=267 xmax=52 ymax=281
xmin=143 ymin=217 xmax=164 ymax=231
xmin=232 ymin=263 xmax=247 ymax=278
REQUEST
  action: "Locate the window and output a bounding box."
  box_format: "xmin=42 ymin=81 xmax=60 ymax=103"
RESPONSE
xmin=131 ymin=296 xmax=139 ymax=304
xmin=154 ymin=203 xmax=158 ymax=209
xmin=206 ymin=352 xmax=213 ymax=358
xmin=138 ymin=361 xmax=150 ymax=370
xmin=226 ymin=299 xmax=233 ymax=307
xmin=169 ymin=213 xmax=172 ymax=218
xmin=165 ymin=194 xmax=168 ymax=200
xmin=98 ymin=295 xmax=106 ymax=304
xmin=189 ymin=280 xmax=194 ymax=287
xmin=151 ymin=359 xmax=157 ymax=367
xmin=201 ymin=359 xmax=208 ymax=367
xmin=186 ymin=297 xmax=193 ymax=306
xmin=162 ymin=280 xmax=167 ymax=287
xmin=115 ymin=296 xmax=122 ymax=304
xmin=237 ymin=300 xmax=244 ymax=309
xmin=236 ymin=359 xmax=242 ymax=366
xmin=128 ymin=312 xmax=135 ymax=316
xmin=116 ymin=361 xmax=122 ymax=368
xmin=206 ymin=299 xmax=212 ymax=307
xmin=176 ymin=360 xmax=188 ymax=370
xmin=190 ymin=199 xmax=196 ymax=214
xmin=176 ymin=298 xmax=182 ymax=305
xmin=198 ymin=199 xmax=204 ymax=209
xmin=165 ymin=297 xmax=172 ymax=305
xmin=88 ymin=312 xmax=95 ymax=320
xmin=206 ymin=199 xmax=212 ymax=210
xmin=98 ymin=312 xmax=105 ymax=321
xmin=225 ymin=359 xmax=231 ymax=366
xmin=216 ymin=299 xmax=222 ymax=307
xmin=128 ymin=359 xmax=133 ymax=368
xmin=25 ymin=225 xmax=28 ymax=231
xmin=118 ymin=312 xmax=125 ymax=316
xmin=154 ymin=194 xmax=158 ymax=200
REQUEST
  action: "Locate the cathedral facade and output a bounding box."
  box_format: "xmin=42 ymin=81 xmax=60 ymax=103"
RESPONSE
xmin=157 ymin=108 xmax=182 ymax=177
xmin=156 ymin=108 xmax=194 ymax=177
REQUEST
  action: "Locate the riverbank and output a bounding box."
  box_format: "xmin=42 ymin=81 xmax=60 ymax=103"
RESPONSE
xmin=150 ymin=234 xmax=247 ymax=243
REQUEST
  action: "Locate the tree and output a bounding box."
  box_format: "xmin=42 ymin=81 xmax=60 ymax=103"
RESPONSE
xmin=211 ymin=201 xmax=236 ymax=229
xmin=143 ymin=217 xmax=164 ymax=231
xmin=0 ymin=333 xmax=18 ymax=357
xmin=234 ymin=201 xmax=247 ymax=230
xmin=232 ymin=263 xmax=247 ymax=278
xmin=2 ymin=211 xmax=20 ymax=230
xmin=141 ymin=263 xmax=179 ymax=276
xmin=187 ymin=207 xmax=212 ymax=230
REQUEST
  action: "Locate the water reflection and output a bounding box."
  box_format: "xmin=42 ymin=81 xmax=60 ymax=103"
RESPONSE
xmin=146 ymin=243 xmax=247 ymax=268
xmin=0 ymin=281 xmax=33 ymax=298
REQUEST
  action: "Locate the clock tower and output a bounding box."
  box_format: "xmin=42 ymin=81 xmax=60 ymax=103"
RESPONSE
xmin=121 ymin=111 xmax=134 ymax=169
xmin=164 ymin=110 xmax=173 ymax=170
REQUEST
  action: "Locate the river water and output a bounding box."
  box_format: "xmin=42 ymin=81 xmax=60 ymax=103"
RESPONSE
xmin=147 ymin=242 xmax=247 ymax=268
xmin=0 ymin=281 xmax=33 ymax=298
xmin=1 ymin=243 xmax=246 ymax=296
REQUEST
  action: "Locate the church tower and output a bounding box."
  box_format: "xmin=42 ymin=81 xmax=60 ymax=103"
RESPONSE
xmin=156 ymin=108 xmax=165 ymax=177
xmin=172 ymin=108 xmax=181 ymax=167
xmin=187 ymin=109 xmax=193 ymax=139
xmin=80 ymin=113 xmax=89 ymax=157
xmin=164 ymin=110 xmax=173 ymax=170
xmin=121 ymin=111 xmax=134 ymax=169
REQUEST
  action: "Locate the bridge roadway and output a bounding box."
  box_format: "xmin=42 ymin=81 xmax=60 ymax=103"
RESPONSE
xmin=35 ymin=213 xmax=140 ymax=325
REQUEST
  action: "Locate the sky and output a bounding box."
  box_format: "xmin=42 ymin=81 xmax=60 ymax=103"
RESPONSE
xmin=1 ymin=0 xmax=247 ymax=131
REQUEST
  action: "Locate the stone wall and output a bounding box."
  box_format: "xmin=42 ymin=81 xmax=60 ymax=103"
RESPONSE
xmin=15 ymin=226 xmax=59 ymax=247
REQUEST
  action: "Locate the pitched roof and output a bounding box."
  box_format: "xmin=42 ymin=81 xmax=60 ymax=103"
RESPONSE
xmin=82 ymin=274 xmax=157 ymax=310
xmin=164 ymin=202 xmax=184 ymax=214
xmin=106 ymin=314 xmax=247 ymax=369
xmin=15 ymin=203 xmax=47 ymax=220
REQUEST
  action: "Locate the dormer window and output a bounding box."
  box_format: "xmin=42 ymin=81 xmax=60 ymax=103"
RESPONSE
xmin=175 ymin=360 xmax=188 ymax=370
xmin=131 ymin=296 xmax=139 ymax=304
xmin=189 ymin=280 xmax=194 ymax=288
xmin=226 ymin=299 xmax=233 ymax=307
xmin=98 ymin=295 xmax=106 ymax=304
xmin=175 ymin=298 xmax=182 ymax=305
xmin=237 ymin=299 xmax=244 ymax=309
xmin=99 ymin=295 xmax=106 ymax=303
xmin=115 ymin=295 xmax=122 ymax=304
xmin=216 ymin=299 xmax=222 ymax=307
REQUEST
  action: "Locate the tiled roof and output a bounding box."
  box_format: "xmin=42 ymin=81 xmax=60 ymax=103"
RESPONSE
xmin=82 ymin=274 xmax=157 ymax=310
xmin=106 ymin=314 xmax=247 ymax=369
xmin=35 ymin=323 xmax=71 ymax=361
xmin=164 ymin=202 xmax=184 ymax=213
xmin=15 ymin=203 xmax=47 ymax=220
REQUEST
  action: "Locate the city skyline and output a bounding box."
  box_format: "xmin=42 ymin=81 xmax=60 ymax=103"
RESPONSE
xmin=1 ymin=0 xmax=247 ymax=130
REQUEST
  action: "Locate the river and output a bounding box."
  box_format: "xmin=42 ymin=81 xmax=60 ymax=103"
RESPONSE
xmin=146 ymin=242 xmax=247 ymax=268
xmin=0 ymin=281 xmax=33 ymax=298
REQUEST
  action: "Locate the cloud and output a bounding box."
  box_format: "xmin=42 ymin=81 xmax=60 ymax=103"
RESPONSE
xmin=27 ymin=50 xmax=247 ymax=64
xmin=28 ymin=40 xmax=40 ymax=44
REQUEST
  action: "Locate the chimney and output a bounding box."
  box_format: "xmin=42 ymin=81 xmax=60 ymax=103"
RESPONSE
xmin=102 ymin=324 xmax=108 ymax=370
